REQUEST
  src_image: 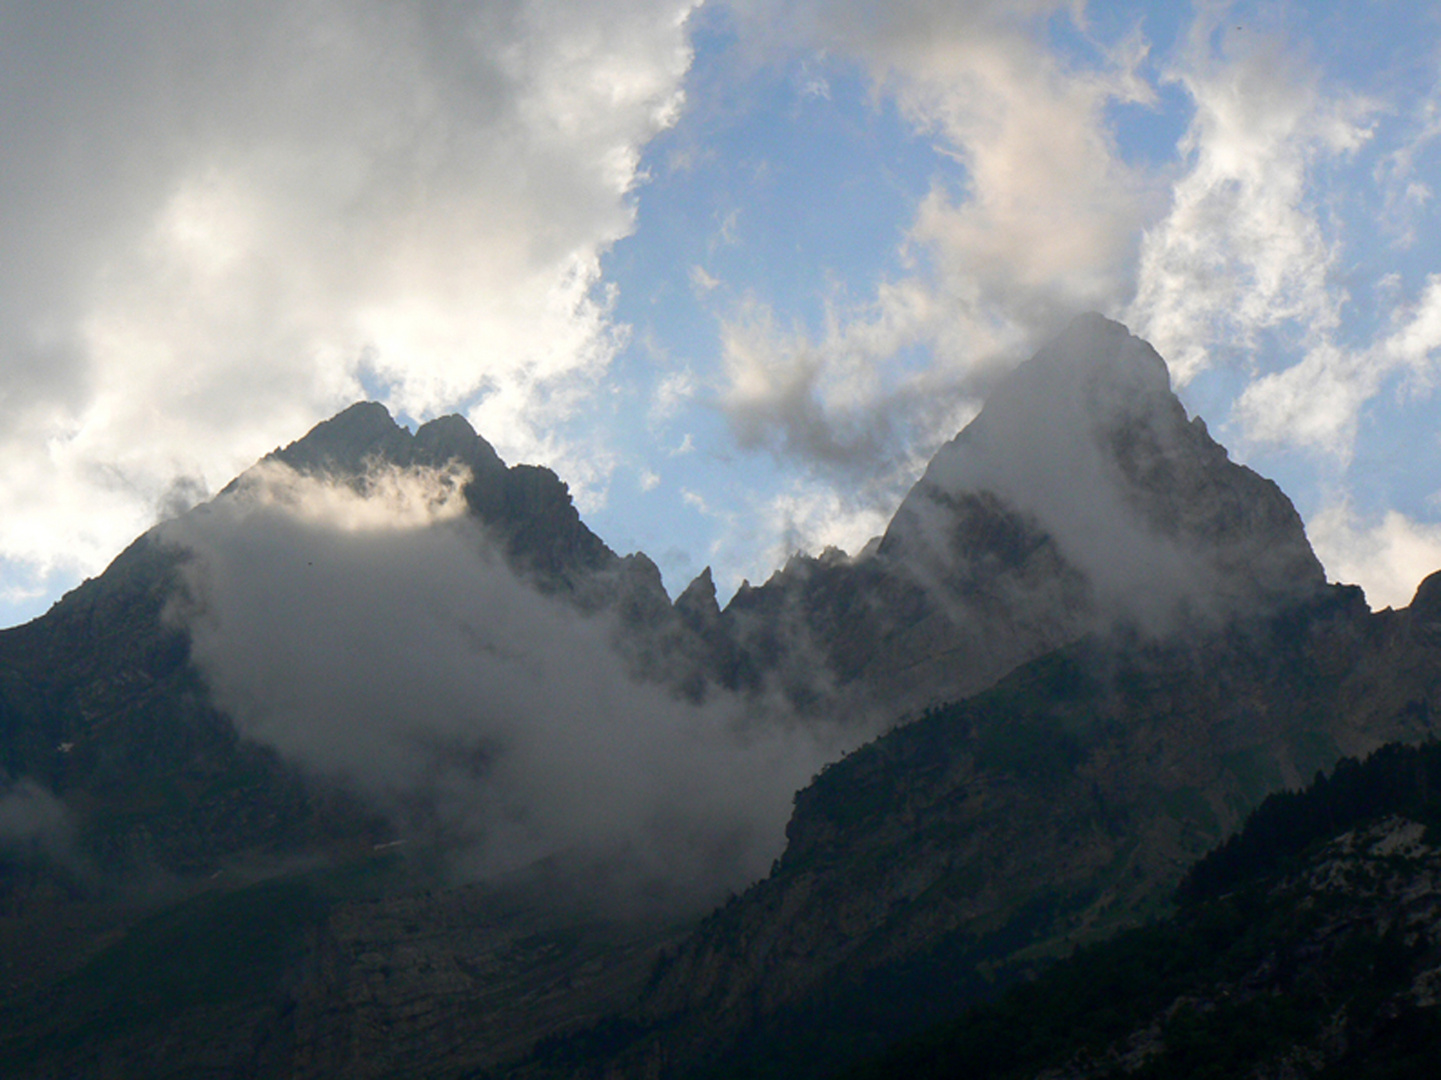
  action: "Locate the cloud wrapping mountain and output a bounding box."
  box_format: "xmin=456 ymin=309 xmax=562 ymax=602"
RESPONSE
xmin=886 ymin=315 xmax=1324 ymax=632
xmin=150 ymin=316 xmax=1329 ymax=915
xmin=163 ymin=460 xmax=833 ymax=913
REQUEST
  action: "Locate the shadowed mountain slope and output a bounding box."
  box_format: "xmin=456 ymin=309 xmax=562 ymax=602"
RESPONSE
xmin=845 ymin=740 xmax=1441 ymax=1080
xmin=0 ymin=409 xmax=698 ymax=1078
xmin=519 ymin=577 xmax=1441 ymax=1079
xmin=0 ymin=404 xmax=646 ymax=888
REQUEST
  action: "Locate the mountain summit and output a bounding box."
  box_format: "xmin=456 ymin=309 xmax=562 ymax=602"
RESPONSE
xmin=699 ymin=314 xmax=1327 ymax=719
xmin=217 ymin=315 xmax=1326 ymax=729
xmin=886 ymin=313 xmax=1323 ymax=624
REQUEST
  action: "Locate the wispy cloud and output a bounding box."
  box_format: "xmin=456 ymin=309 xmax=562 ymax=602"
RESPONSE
xmin=1127 ymin=11 xmax=1375 ymax=384
xmin=1234 ymin=274 xmax=1441 ymax=459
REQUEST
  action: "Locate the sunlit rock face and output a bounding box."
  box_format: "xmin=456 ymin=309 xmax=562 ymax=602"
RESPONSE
xmin=703 ymin=314 xmax=1328 ymax=722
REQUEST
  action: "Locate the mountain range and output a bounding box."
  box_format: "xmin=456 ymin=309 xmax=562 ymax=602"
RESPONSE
xmin=1 ymin=314 xmax=1439 ymax=1078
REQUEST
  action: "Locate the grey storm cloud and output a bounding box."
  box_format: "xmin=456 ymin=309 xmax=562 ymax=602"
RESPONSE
xmin=162 ymin=462 xmax=834 ymax=914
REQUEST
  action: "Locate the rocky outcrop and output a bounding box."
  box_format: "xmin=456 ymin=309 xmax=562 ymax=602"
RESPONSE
xmin=844 ymin=742 xmax=1441 ymax=1079
xmin=1049 ymin=814 xmax=1441 ymax=1079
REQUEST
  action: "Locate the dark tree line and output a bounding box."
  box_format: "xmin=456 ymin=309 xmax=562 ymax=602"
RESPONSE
xmin=1178 ymin=738 xmax=1441 ymax=904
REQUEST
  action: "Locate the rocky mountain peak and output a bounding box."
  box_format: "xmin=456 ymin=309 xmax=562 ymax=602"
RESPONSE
xmin=247 ymin=401 xmax=618 ymax=589
xmin=269 ymin=401 xmax=505 ymax=481
xmin=883 ymin=314 xmax=1324 ymax=630
xmin=269 ymin=400 xmax=408 ymax=476
xmin=675 ymin=567 xmax=720 ymax=626
xmin=1412 ymin=569 xmax=1441 ymax=618
xmin=413 ymin=413 xmax=505 ymax=477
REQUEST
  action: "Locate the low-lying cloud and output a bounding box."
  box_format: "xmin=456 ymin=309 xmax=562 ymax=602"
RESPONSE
xmin=0 ymin=778 xmax=77 ymax=868
xmin=164 ymin=462 xmax=835 ymax=913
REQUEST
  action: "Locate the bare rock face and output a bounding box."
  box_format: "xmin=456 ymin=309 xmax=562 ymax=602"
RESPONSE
xmin=699 ymin=314 xmax=1327 ymax=724
xmin=886 ymin=314 xmax=1323 ymax=621
xmin=1042 ymin=813 xmax=1441 ymax=1080
xmin=674 ymin=567 xmax=720 ymax=628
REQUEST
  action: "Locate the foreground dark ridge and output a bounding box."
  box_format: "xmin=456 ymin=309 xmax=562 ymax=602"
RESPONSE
xmin=845 ymin=740 xmax=1441 ymax=1080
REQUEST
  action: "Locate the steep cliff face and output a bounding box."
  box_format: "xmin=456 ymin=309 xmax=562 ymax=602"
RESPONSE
xmin=1043 ymin=814 xmax=1441 ymax=1079
xmin=696 ymin=315 xmax=1327 ymax=724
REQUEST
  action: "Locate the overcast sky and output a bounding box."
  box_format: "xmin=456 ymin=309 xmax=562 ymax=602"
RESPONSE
xmin=3 ymin=0 xmax=1441 ymax=625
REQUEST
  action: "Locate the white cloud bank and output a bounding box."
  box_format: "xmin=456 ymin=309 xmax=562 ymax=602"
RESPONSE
xmin=0 ymin=0 xmax=697 ymax=607
xmin=164 ymin=461 xmax=833 ymax=913
xmin=1235 ymin=274 xmax=1441 ymax=457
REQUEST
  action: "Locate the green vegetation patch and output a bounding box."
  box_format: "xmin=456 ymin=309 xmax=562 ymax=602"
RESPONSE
xmin=974 ymin=712 xmax=1085 ymax=783
xmin=0 ymin=869 xmax=339 ymax=1069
